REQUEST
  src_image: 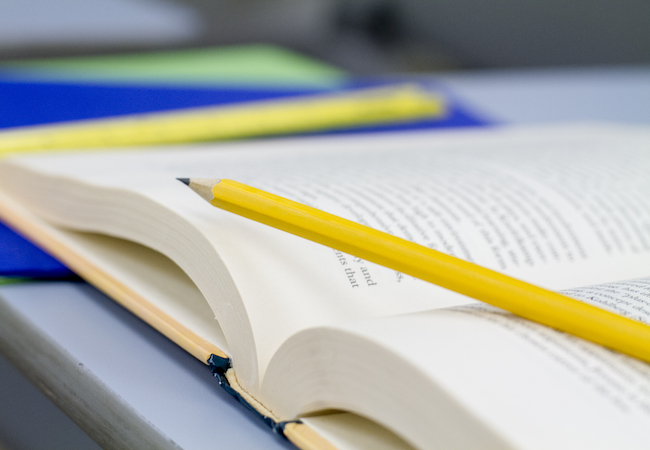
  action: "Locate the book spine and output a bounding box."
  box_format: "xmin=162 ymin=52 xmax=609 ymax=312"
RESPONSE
xmin=207 ymin=354 xmax=301 ymax=439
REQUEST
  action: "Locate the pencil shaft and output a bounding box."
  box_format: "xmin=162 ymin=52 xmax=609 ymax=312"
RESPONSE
xmin=203 ymin=179 xmax=650 ymax=363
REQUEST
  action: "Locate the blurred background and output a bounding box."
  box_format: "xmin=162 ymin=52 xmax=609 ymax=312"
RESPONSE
xmin=0 ymin=2 xmax=649 ymax=449
xmin=1 ymin=0 xmax=649 ymax=72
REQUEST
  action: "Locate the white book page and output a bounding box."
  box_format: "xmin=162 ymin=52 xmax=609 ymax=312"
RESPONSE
xmin=301 ymin=413 xmax=416 ymax=450
xmin=3 ymin=124 xmax=650 ymax=391
xmin=561 ymin=277 xmax=650 ymax=324
xmin=349 ymin=305 xmax=650 ymax=449
xmin=0 ymin=187 xmax=229 ymax=356
xmin=265 ymin=278 xmax=650 ymax=449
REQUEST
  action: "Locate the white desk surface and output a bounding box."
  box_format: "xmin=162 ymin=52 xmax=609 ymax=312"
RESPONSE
xmin=434 ymin=65 xmax=650 ymax=125
xmin=0 ymin=281 xmax=293 ymax=449
xmin=1 ymin=65 xmax=648 ymax=449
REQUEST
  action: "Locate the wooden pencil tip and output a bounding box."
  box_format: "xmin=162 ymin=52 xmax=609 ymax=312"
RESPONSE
xmin=179 ymin=178 xmax=219 ymax=202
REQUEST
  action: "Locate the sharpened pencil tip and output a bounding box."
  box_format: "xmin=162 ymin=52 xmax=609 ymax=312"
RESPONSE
xmin=177 ymin=178 xmax=190 ymax=186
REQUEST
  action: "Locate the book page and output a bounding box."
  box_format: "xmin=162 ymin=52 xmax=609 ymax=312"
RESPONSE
xmin=562 ymin=277 xmax=650 ymax=325
xmin=264 ymin=277 xmax=650 ymax=449
xmin=167 ymin=124 xmax=650 ymax=382
xmin=2 ymin=124 xmax=650 ymax=392
xmin=0 ymin=187 xmax=228 ymax=360
xmin=301 ymin=413 xmax=416 ymax=450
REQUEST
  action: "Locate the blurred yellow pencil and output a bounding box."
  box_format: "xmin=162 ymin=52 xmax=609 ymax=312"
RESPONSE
xmin=0 ymin=85 xmax=445 ymax=156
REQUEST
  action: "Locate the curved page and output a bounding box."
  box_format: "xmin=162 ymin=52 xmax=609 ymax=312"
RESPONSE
xmin=263 ymin=279 xmax=650 ymax=449
xmin=0 ymin=187 xmax=228 ymax=360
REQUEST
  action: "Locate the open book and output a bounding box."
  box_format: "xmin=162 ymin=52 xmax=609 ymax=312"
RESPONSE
xmin=1 ymin=124 xmax=650 ymax=449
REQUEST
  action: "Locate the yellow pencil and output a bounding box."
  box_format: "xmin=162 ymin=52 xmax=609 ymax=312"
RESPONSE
xmin=180 ymin=178 xmax=650 ymax=364
xmin=0 ymin=85 xmax=444 ymax=156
